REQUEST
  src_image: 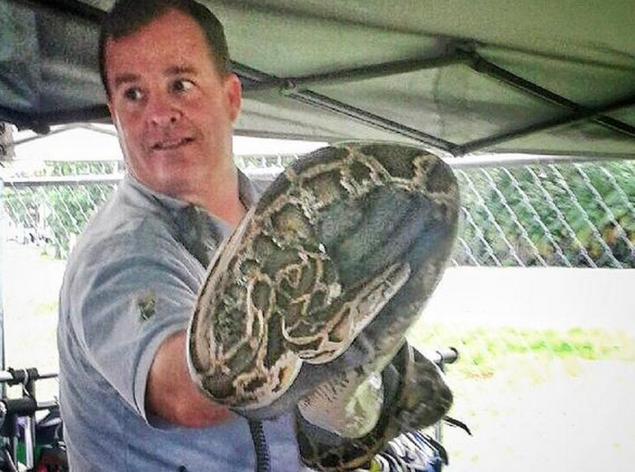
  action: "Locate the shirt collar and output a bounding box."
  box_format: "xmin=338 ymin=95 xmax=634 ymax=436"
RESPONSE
xmin=123 ymin=168 xmax=260 ymax=213
xmin=122 ymin=169 xmax=261 ymax=267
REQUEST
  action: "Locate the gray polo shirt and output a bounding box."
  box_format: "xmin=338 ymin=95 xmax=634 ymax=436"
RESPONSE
xmin=57 ymin=173 xmax=303 ymax=471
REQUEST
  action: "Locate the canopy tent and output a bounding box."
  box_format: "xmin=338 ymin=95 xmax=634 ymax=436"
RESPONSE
xmin=1 ymin=0 xmax=634 ymax=159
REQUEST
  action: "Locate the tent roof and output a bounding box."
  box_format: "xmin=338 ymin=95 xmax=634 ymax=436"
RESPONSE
xmin=1 ymin=0 xmax=634 ymax=158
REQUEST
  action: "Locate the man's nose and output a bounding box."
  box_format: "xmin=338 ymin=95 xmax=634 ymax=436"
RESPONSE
xmin=147 ymin=94 xmax=181 ymax=127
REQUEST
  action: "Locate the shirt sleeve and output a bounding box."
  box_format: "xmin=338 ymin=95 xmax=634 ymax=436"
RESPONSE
xmin=67 ymin=225 xmax=206 ymax=422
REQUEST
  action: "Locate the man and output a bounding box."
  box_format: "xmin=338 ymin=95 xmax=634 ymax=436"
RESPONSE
xmin=57 ymin=0 xmax=303 ymax=469
xmin=57 ymin=1 xmax=457 ymax=470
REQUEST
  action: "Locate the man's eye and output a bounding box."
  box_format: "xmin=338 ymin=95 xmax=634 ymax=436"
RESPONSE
xmin=172 ymin=79 xmax=194 ymax=94
xmin=123 ymin=88 xmax=143 ymax=101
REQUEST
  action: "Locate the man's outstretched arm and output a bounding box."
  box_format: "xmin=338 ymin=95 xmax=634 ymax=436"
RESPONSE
xmin=146 ymin=331 xmax=235 ymax=428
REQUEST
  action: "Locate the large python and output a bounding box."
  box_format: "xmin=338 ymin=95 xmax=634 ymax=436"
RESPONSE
xmin=187 ymin=142 xmax=460 ymax=470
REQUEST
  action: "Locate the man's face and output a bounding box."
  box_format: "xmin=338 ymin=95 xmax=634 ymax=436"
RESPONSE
xmin=104 ymin=9 xmax=242 ymax=200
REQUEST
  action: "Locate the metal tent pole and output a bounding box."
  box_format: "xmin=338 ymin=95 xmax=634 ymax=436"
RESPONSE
xmin=455 ymin=94 xmax=635 ymax=156
xmin=0 ymin=177 xmax=5 ymax=377
xmin=244 ymin=52 xmax=468 ymax=92
xmin=467 ymin=53 xmax=635 ymax=139
xmin=237 ymin=62 xmax=456 ymax=152
xmin=0 ymin=122 xmax=11 ymax=379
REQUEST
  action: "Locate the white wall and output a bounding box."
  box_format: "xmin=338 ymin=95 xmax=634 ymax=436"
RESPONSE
xmin=424 ymin=267 xmax=635 ymax=333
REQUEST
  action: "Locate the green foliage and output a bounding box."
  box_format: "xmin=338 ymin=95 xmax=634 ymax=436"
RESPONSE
xmin=455 ymin=160 xmax=635 ymax=267
xmin=408 ymin=322 xmax=635 ymax=379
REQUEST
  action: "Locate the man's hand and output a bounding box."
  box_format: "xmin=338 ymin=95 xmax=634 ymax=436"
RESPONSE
xmin=146 ymin=331 xmax=235 ymax=427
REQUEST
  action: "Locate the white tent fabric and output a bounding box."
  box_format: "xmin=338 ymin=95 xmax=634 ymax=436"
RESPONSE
xmin=1 ymin=0 xmax=633 ymax=158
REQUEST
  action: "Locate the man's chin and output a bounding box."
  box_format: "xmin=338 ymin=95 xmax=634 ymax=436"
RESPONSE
xmin=130 ymin=165 xmax=185 ymax=195
xmin=146 ymin=146 xmax=190 ymax=163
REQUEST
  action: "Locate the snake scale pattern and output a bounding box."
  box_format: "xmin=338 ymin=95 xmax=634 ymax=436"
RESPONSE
xmin=188 ymin=142 xmax=460 ymax=470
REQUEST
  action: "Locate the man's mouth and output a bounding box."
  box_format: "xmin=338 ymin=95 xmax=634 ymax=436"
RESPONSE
xmin=151 ymin=137 xmax=194 ymax=151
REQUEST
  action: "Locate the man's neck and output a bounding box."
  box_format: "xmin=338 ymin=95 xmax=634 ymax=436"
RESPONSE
xmin=195 ymin=163 xmax=246 ymax=229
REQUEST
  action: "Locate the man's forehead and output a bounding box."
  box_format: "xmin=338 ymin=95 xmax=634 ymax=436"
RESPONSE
xmin=104 ymin=11 xmax=214 ymax=78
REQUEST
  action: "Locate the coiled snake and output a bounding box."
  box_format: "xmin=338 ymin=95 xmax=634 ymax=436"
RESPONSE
xmin=187 ymin=142 xmax=460 ymax=470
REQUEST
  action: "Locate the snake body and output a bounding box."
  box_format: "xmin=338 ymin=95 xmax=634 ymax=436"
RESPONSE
xmin=187 ymin=142 xmax=459 ymax=469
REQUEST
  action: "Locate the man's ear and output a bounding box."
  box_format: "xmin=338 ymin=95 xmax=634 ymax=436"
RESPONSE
xmin=225 ymin=73 xmax=243 ymax=124
xmin=107 ymin=100 xmax=123 ymax=133
xmin=107 ymin=100 xmax=116 ymax=125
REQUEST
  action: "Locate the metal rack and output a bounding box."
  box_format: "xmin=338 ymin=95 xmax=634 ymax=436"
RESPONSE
xmin=0 ymin=369 xmax=62 ymax=472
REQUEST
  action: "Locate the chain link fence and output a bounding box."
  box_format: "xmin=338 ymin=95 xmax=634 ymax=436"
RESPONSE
xmin=2 ymin=156 xmax=633 ymax=267
xmin=1 ymin=154 xmax=634 ymax=471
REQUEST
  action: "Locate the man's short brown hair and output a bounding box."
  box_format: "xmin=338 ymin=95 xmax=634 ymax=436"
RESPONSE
xmin=99 ymin=0 xmax=232 ymax=96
